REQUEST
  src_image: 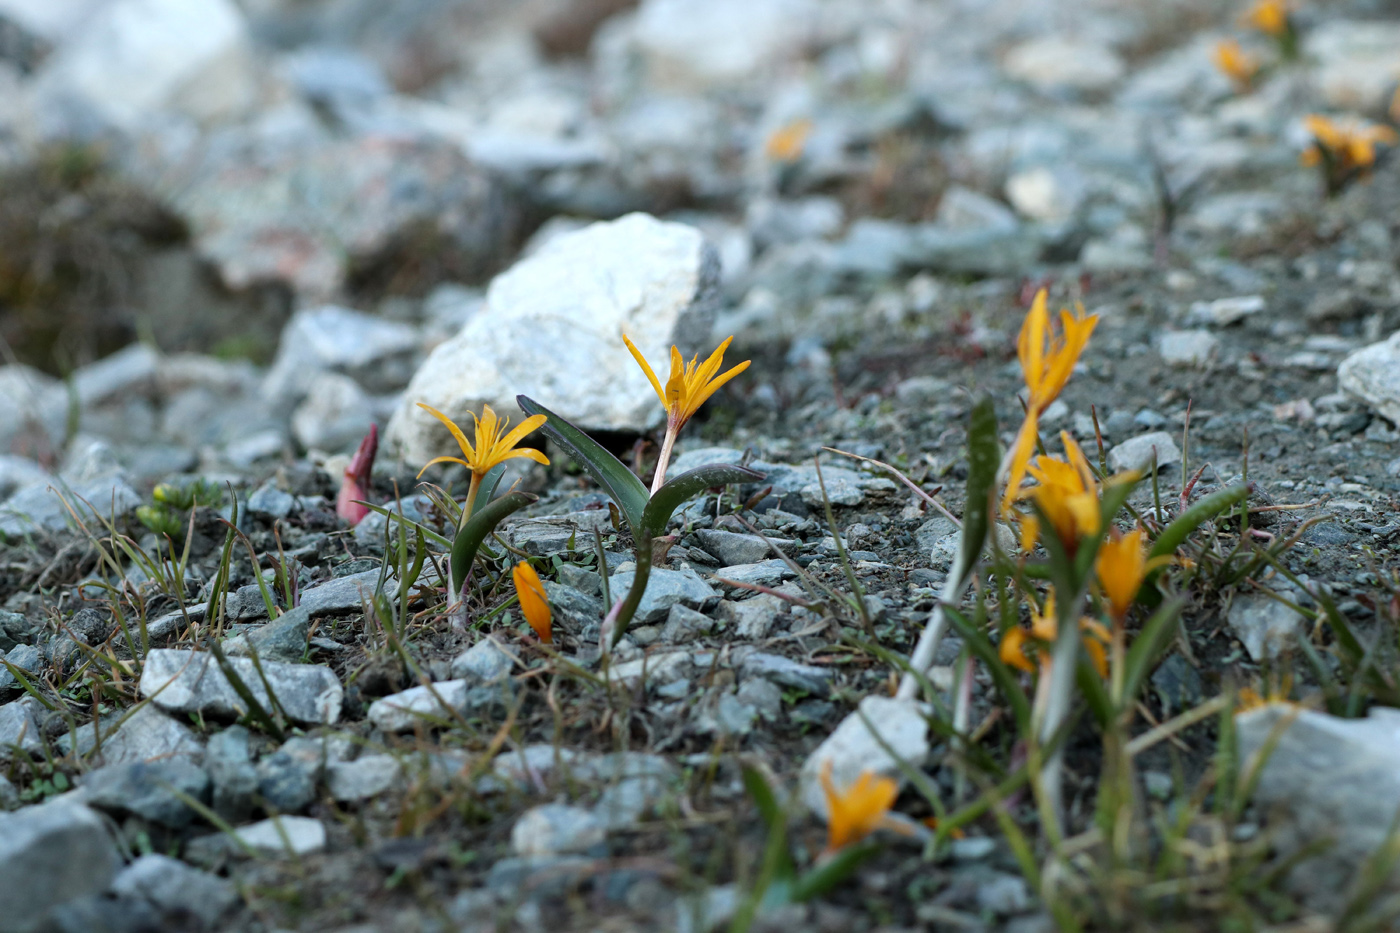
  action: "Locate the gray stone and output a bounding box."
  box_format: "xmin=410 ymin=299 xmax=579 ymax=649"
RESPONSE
xmin=606 ymin=650 xmax=693 ymax=690
xmin=260 ymin=306 xmax=415 ymax=402
xmin=1306 ymin=20 xmax=1400 ymax=112
xmin=660 ymin=604 xmax=715 ymax=642
xmin=1187 ymin=295 xmax=1266 ymax=327
xmin=110 ymin=854 xmax=239 ymax=929
xmin=1227 ymin=593 xmax=1304 ymax=661
xmin=1339 ymin=332 xmax=1400 ymax=425
xmin=247 ymin=482 xmax=295 ymax=520
xmin=0 ymin=644 xmax=44 ymax=694
xmin=801 ymin=696 xmax=931 ymax=814
xmin=0 ymin=801 xmax=122 ymax=926
xmin=594 ymin=770 xmax=676 ymax=830
xmin=232 ymin=816 xmax=327 ymax=856
xmin=630 ymin=0 xmax=826 ymax=90
xmin=0 ymin=612 xmax=38 ymax=652
xmin=717 ymin=595 xmax=783 ymax=639
xmin=0 ymin=775 xmax=16 ymax=810
xmin=387 ymin=213 xmax=720 ymax=460
xmin=204 ymin=726 xmax=258 ymax=821
xmin=299 ymin=569 xmax=387 ymax=615
xmin=0 ymin=696 xmax=44 ymax=756
xmin=1157 ymin=330 xmax=1219 ymax=367
xmin=367 ymin=680 xmax=472 ymax=733
xmin=327 ymin=755 xmax=403 ymax=802
xmin=914 ymin=517 xmax=959 ymax=553
xmin=736 ymin=678 xmax=783 ymax=721
xmin=79 ymin=760 xmax=210 ymax=827
xmin=489 ymin=745 xmax=594 ymax=789
xmin=1237 ymin=705 xmax=1400 ymax=909
xmin=256 ymin=750 xmax=317 ymax=814
xmin=450 ymin=639 xmax=514 ymax=684
xmin=1003 ymin=35 xmax=1125 ymax=92
xmin=1108 ymin=432 xmax=1182 ymax=473
xmin=0 ymin=441 xmax=141 ymax=538
xmin=139 ymin=649 xmax=343 ymax=726
xmin=607 ymin=567 xmax=717 ymax=625
xmin=711 ymin=560 xmax=790 ymax=589
xmin=62 ymin=704 xmax=203 ymax=766
xmin=693 ymin=530 xmax=780 ymax=566
xmin=511 ymin=804 xmax=605 ymax=856
xmin=542 ymin=582 xmax=604 ymax=631
xmin=227 ymin=605 xmax=309 ymax=663
xmin=977 ymin=873 xmax=1031 ymax=916
xmin=737 ymin=650 xmax=832 ymax=697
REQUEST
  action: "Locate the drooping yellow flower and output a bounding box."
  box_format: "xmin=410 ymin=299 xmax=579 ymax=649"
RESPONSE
xmin=1241 ymin=0 xmax=1289 ymax=37
xmin=1025 ymin=433 xmax=1104 ymax=549
xmin=1213 ymin=39 xmax=1259 ymax=90
xmin=512 ymin=562 xmax=553 ymax=644
xmin=1095 ymin=527 xmax=1171 ymax=622
xmin=417 ymin=402 xmax=549 ymax=526
xmin=821 ymin=760 xmax=898 ymax=853
xmin=623 ymin=335 xmax=751 ymax=492
xmin=999 ymin=589 xmax=1110 ymax=678
xmin=1301 ymin=114 xmax=1398 ymax=177
xmin=1001 ymin=290 xmax=1098 ymax=513
xmin=766 ymin=118 xmax=813 ymax=163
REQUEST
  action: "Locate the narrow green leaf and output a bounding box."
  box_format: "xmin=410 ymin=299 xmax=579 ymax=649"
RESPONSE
xmin=1075 ymin=659 xmax=1112 ymax=729
xmin=644 ymin=464 xmax=764 ymax=538
xmin=517 ymin=395 xmax=648 ymax=534
xmin=450 ymin=491 xmax=538 ymax=594
xmin=944 ymin=605 xmax=1032 ymax=732
xmin=1120 ymin=596 xmax=1184 ymax=704
xmin=739 ymin=765 xmax=794 ymax=880
xmin=479 ymin=462 xmax=507 ymax=504
xmin=956 ymin=396 xmax=999 ymax=584
xmin=788 ymin=843 xmax=880 ymax=902
xmin=1149 ymin=484 xmax=1251 ymax=563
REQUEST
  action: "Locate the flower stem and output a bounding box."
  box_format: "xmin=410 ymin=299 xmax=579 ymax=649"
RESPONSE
xmin=650 ymin=426 xmax=677 ymax=496
xmin=459 ymin=473 xmax=482 ymax=533
xmin=1036 ymin=586 xmax=1084 ymax=838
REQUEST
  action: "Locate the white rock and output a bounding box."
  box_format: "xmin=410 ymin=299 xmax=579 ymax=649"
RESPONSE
xmin=290 ymin=373 xmax=375 ymax=454
xmin=0 ymin=364 xmax=63 ymax=455
xmin=1227 ymin=593 xmax=1303 ymax=661
xmin=1157 ymin=330 xmax=1219 ymax=367
xmin=367 ymin=680 xmax=470 ymax=733
xmin=31 ymin=0 xmax=257 ymax=132
xmin=1237 ymin=705 xmax=1400 ymax=909
xmin=1338 ymin=332 xmax=1400 ymax=425
xmin=0 ymin=800 xmax=122 ymax=919
xmin=934 ymin=185 xmax=1018 ymax=232
xmin=1005 ymin=166 xmax=1084 ymax=223
xmin=1306 ymin=21 xmax=1400 ymax=112
xmin=387 ymin=213 xmax=720 ymax=463
xmin=1186 ymin=295 xmax=1266 ymax=327
xmin=262 ymin=305 xmax=420 ymax=404
xmin=326 ymin=755 xmax=403 ymax=802
xmin=1003 ymin=37 xmax=1125 ymax=93
xmin=511 ymin=804 xmax=605 ymax=856
xmin=139 ymin=649 xmax=343 ymax=726
xmin=1108 ymin=432 xmax=1182 ymax=473
xmin=0 ymin=0 xmax=101 ymax=40
xmin=799 ymin=695 xmax=930 ymax=815
xmin=233 ymin=815 xmax=326 ymax=856
xmin=631 ymin=0 xmax=822 ymax=89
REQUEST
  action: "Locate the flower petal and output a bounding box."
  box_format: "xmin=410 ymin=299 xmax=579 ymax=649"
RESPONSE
xmin=623 ymin=334 xmax=668 ymax=408
xmin=416 ymin=403 xmax=475 ymax=462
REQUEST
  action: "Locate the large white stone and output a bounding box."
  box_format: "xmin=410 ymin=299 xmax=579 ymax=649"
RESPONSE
xmin=631 ymin=0 xmax=822 ymax=89
xmin=1003 ymin=37 xmax=1125 ymax=93
xmin=30 ymin=0 xmax=257 ymax=131
xmin=799 ymin=695 xmax=930 ymax=815
xmin=387 ymin=213 xmax=720 ymax=464
xmin=1339 ymin=332 xmax=1400 ymax=425
xmin=1237 ymin=705 xmax=1400 ymax=909
xmin=1306 ymin=21 xmax=1400 ymax=112
xmin=0 ymin=0 xmax=102 ymax=41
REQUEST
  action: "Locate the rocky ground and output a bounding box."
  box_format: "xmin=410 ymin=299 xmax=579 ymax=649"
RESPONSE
xmin=0 ymin=0 xmax=1399 ymax=931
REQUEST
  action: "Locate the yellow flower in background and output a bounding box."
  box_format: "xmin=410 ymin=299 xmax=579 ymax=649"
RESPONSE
xmin=765 ymin=118 xmax=813 ymax=163
xmin=1236 ymin=673 xmax=1294 ymax=712
xmin=1213 ymin=39 xmax=1259 ymax=90
xmin=1240 ymin=0 xmax=1289 ymax=37
xmin=1096 ymin=527 xmax=1171 ymax=622
xmin=1302 ymin=114 xmax=1398 ymax=171
xmin=821 ymin=761 xmax=899 ymax=853
xmin=1000 ymin=589 xmax=1110 ymax=678
xmin=1001 ymin=290 xmax=1098 ymax=513
xmin=1025 ymin=433 xmax=1104 ymax=548
xmin=417 ymin=403 xmax=549 ymax=525
xmin=512 ymin=562 xmax=553 ymax=645
xmin=624 ymin=335 xmax=751 ymax=493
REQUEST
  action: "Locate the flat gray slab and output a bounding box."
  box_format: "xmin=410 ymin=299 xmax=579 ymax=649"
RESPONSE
xmin=139 ymin=649 xmax=343 ymax=726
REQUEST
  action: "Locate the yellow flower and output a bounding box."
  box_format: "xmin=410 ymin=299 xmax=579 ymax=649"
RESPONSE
xmin=766 ymin=118 xmax=813 ymax=163
xmin=999 ymin=589 xmax=1110 ymax=678
xmin=821 ymin=760 xmax=898 ymax=853
xmin=512 ymin=562 xmax=553 ymax=644
xmin=1241 ymin=0 xmax=1289 ymax=37
xmin=1001 ymin=289 xmax=1098 ymax=513
xmin=623 ymin=335 xmax=751 ymax=492
xmin=1095 ymin=527 xmax=1171 ymax=622
xmin=416 ymin=402 xmax=549 ymax=526
xmin=1301 ymin=114 xmax=1398 ymax=176
xmin=1025 ymin=432 xmax=1104 ymax=548
xmin=1213 ymin=39 xmax=1258 ymax=89
xmin=1236 ymin=673 xmax=1293 ymax=712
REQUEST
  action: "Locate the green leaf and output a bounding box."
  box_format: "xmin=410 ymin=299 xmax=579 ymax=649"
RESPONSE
xmin=517 ymin=395 xmax=648 ymax=534
xmin=956 ymin=396 xmax=999 ymax=584
xmin=739 ymin=765 xmax=794 ymax=880
xmin=450 ymin=491 xmax=538 ymax=595
xmin=479 ymin=462 xmax=508 ymax=505
xmin=1076 ymin=659 xmax=1112 ymax=729
xmin=643 ymin=464 xmax=764 ymax=538
xmin=1149 ymin=484 xmax=1251 ymax=563
xmin=788 ymin=842 xmax=880 ymax=902
xmin=1120 ymin=596 xmax=1184 ymax=705
xmin=945 ymin=605 xmax=1032 ymax=733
